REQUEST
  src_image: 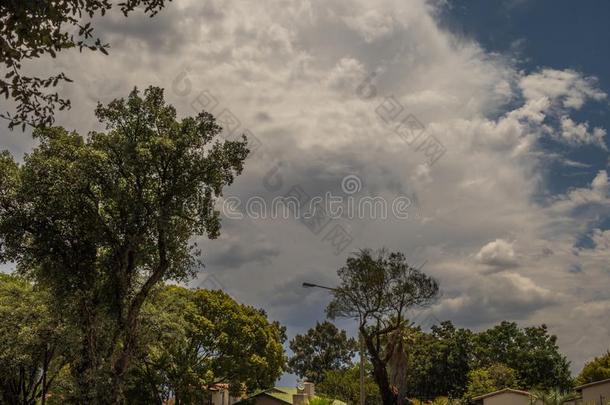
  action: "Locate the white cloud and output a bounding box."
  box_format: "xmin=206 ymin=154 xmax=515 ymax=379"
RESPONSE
xmin=550 ymin=170 xmax=610 ymax=213
xmin=559 ymin=116 xmax=607 ymax=149
xmin=342 ymin=10 xmax=397 ymax=43
xmin=519 ymin=68 xmax=607 ymax=110
xmin=476 ymin=239 xmax=518 ymax=269
xmin=325 ymin=57 xmax=367 ymax=93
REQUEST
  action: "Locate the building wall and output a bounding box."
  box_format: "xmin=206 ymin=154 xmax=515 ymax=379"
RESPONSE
xmin=483 ymin=393 xmax=538 ymax=405
xmin=211 ymin=390 xmax=227 ymax=405
xmin=581 ymin=381 xmax=610 ymax=404
xmin=210 ymin=389 xmax=242 ymax=405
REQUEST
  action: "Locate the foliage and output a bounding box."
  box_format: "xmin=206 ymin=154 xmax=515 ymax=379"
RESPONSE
xmin=288 ymin=321 xmax=357 ymax=384
xmin=317 ymin=364 xmax=382 ymax=405
xmin=0 ymin=274 xmax=71 ymax=404
xmin=326 ymin=248 xmax=439 ymax=405
xmin=463 ymin=364 xmax=518 ymax=400
xmin=473 ymin=322 xmax=573 ymax=391
xmin=577 ymin=350 xmax=610 ymax=385
xmin=530 ymin=389 xmax=576 ymax=405
xmin=406 ymin=321 xmax=474 ymax=399
xmin=126 ymin=285 xmax=286 ymax=404
xmin=0 ymin=0 xmax=172 ymax=129
xmin=308 ymin=397 xmax=336 ymax=405
xmin=0 ymin=86 xmax=249 ymax=402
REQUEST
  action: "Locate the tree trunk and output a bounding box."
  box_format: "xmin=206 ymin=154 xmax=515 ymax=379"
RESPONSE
xmin=41 ymin=345 xmax=47 ymax=405
xmin=361 ymin=329 xmax=396 ymax=405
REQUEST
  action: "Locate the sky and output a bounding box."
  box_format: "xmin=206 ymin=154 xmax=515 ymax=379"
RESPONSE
xmin=2 ymin=0 xmax=610 ymax=382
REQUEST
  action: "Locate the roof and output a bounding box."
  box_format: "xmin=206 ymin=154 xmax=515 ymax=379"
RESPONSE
xmin=472 ymin=388 xmax=535 ymax=401
xmin=575 ymin=378 xmax=610 ymax=391
xmin=265 ymin=387 xmax=298 ymax=404
xmin=235 ymin=387 xmax=346 ymax=405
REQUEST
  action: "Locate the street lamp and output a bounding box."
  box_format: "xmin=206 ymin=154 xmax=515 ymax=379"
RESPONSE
xmin=302 ymin=282 xmax=366 ymax=405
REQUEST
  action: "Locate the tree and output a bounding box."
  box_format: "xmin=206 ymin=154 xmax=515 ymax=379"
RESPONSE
xmin=463 ymin=363 xmax=518 ymax=400
xmin=0 ymin=86 xmax=249 ymax=402
xmin=0 ymin=274 xmax=70 ymax=405
xmin=406 ymin=321 xmax=474 ymax=400
xmin=288 ymin=321 xmax=357 ymax=384
xmin=577 ymin=351 xmax=610 ymax=385
xmin=473 ymin=322 xmax=572 ymax=391
xmin=126 ymin=285 xmax=286 ymax=404
xmin=0 ymin=0 xmax=171 ymax=129
xmin=326 ymin=249 xmax=439 ymax=405
xmin=317 ymin=364 xmax=382 ymax=405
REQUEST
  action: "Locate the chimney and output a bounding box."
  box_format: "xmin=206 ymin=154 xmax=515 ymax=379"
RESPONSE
xmin=303 ymin=382 xmax=315 ymax=399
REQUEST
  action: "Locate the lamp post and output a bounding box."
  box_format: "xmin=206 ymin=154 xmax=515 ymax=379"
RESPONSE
xmin=302 ymin=282 xmax=365 ymax=405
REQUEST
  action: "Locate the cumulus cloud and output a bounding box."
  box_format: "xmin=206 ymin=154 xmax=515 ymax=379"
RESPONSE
xmin=342 ymin=10 xmax=397 ymax=43
xmin=435 ymin=272 xmax=559 ymax=327
xmin=519 ymin=68 xmax=607 ymax=110
xmin=550 ymin=170 xmax=610 ymax=213
xmin=559 ymin=116 xmax=607 ymax=149
xmin=476 ymin=239 xmax=519 ymax=269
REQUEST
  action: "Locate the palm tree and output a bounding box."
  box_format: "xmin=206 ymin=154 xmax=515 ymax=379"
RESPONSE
xmin=530 ymin=389 xmax=576 ymax=405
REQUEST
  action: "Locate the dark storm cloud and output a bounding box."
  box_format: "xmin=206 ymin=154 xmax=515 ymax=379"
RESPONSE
xmin=204 ymin=237 xmax=281 ymax=270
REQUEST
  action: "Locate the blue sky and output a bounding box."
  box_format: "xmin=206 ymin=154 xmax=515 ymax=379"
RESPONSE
xmin=440 ymin=0 xmax=610 ymax=194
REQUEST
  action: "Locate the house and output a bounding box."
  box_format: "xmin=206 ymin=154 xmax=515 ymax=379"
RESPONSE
xmin=472 ymin=388 xmax=540 ymax=405
xmin=575 ymin=378 xmax=610 ymax=405
xmin=234 ymin=382 xmax=346 ymax=405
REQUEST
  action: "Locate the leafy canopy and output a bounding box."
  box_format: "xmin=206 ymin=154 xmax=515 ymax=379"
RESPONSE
xmin=288 ymin=321 xmax=357 ymax=384
xmin=317 ymin=364 xmax=382 ymax=405
xmin=127 ymin=285 xmax=287 ymax=404
xmin=0 ymin=274 xmax=71 ymax=405
xmin=577 ymin=351 xmax=610 ymax=385
xmin=405 ymin=321 xmax=474 ymax=399
xmin=0 ymin=0 xmax=171 ymax=129
xmin=463 ymin=364 xmax=518 ymax=400
xmin=474 ymin=321 xmax=572 ymax=391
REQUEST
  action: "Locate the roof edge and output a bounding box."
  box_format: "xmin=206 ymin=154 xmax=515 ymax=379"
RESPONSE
xmin=575 ymin=377 xmax=610 ymax=391
xmin=472 ymin=388 xmax=534 ymax=401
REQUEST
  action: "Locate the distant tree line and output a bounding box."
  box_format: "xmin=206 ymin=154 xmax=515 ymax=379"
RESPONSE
xmin=290 ymin=318 xmax=575 ymax=404
xmin=290 ymin=249 xmax=608 ymax=405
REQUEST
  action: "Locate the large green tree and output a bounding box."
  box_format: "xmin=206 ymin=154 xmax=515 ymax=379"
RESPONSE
xmin=406 ymin=321 xmax=474 ymax=400
xmin=1 ymin=0 xmax=171 ymax=129
xmin=126 ymin=285 xmax=286 ymax=405
xmin=326 ymin=249 xmax=439 ymax=405
xmin=473 ymin=322 xmax=572 ymax=391
xmin=0 ymin=274 xmax=70 ymax=405
xmin=288 ymin=321 xmax=357 ymax=384
xmin=577 ymin=351 xmax=610 ymax=385
xmin=0 ymin=86 xmax=249 ymax=403
xmin=463 ymin=363 xmax=518 ymax=400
